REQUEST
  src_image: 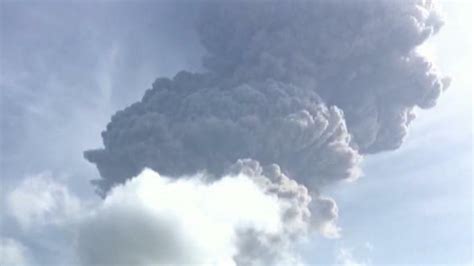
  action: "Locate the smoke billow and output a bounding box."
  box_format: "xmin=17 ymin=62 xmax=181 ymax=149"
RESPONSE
xmin=83 ymin=0 xmax=449 ymax=264
xmin=85 ymin=76 xmax=361 ymax=192
xmin=197 ymin=0 xmax=450 ymax=153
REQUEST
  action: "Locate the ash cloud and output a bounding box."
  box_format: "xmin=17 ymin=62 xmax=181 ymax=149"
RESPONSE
xmin=86 ymin=0 xmax=448 ymax=193
xmin=85 ymin=76 xmax=360 ymax=192
xmin=83 ymin=0 xmax=449 ymax=264
xmin=197 ymin=0 xmax=450 ymax=153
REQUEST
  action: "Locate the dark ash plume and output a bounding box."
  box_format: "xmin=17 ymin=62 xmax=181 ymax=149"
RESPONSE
xmin=197 ymin=0 xmax=450 ymax=153
xmin=83 ymin=2 xmax=449 ymax=262
xmin=86 ymin=0 xmax=448 ymax=194
xmin=85 ymin=74 xmax=360 ymax=192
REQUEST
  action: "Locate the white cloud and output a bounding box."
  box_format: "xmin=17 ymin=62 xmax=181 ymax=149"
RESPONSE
xmin=3 ymin=171 xmax=368 ymax=264
xmin=76 ymin=169 xmax=284 ymax=266
xmin=6 ymin=173 xmax=81 ymax=231
xmin=335 ymin=248 xmax=367 ymax=266
xmin=0 ymin=238 xmax=29 ymax=266
xmin=4 ymin=165 xmax=312 ymax=265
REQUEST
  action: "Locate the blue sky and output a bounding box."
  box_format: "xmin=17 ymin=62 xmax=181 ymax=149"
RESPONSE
xmin=0 ymin=1 xmax=472 ymax=265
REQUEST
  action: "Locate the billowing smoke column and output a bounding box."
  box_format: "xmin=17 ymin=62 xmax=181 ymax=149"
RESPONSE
xmin=84 ymin=0 xmax=449 ymax=264
xmin=197 ymin=0 xmax=450 ymax=153
xmin=86 ymin=76 xmax=360 ymax=191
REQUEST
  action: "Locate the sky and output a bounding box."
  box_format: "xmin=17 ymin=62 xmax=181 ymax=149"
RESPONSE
xmin=0 ymin=1 xmax=472 ymax=265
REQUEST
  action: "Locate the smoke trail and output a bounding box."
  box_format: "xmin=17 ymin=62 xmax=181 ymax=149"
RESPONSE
xmin=83 ymin=0 xmax=449 ymax=264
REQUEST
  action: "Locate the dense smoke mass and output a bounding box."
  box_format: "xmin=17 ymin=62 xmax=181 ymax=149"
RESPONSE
xmin=83 ymin=0 xmax=449 ymax=264
xmin=85 ymin=75 xmax=360 ymax=192
xmin=86 ymin=0 xmax=449 ymax=194
xmin=197 ymin=0 xmax=450 ymax=153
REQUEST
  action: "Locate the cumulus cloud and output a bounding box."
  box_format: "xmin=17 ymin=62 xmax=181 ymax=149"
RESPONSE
xmin=79 ymin=167 xmax=282 ymax=265
xmin=78 ymin=159 xmax=334 ymax=265
xmin=4 ymin=161 xmax=331 ymax=265
xmin=6 ymin=173 xmax=81 ymax=231
xmin=0 ymin=238 xmax=29 ymax=266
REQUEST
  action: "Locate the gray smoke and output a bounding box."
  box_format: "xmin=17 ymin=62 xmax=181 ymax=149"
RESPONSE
xmin=85 ymin=75 xmax=360 ymax=192
xmin=229 ymin=159 xmax=312 ymax=265
xmin=86 ymin=0 xmax=448 ymax=193
xmin=197 ymin=0 xmax=450 ymax=153
xmin=84 ymin=0 xmax=449 ymax=264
